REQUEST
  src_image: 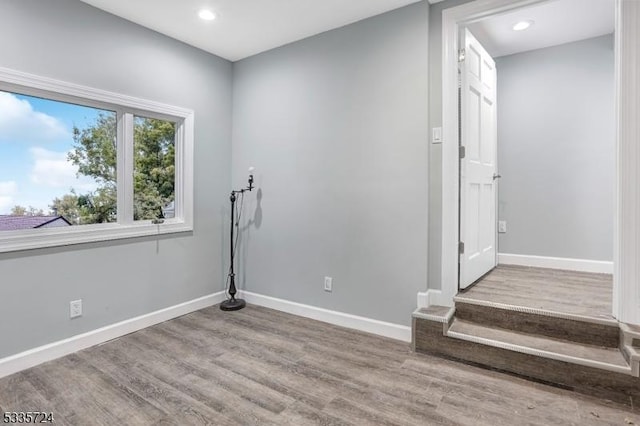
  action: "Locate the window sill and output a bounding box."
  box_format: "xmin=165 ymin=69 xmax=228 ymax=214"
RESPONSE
xmin=0 ymin=220 xmax=193 ymax=253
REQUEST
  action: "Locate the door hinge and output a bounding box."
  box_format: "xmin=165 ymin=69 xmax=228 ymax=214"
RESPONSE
xmin=459 ymin=146 xmax=466 ymax=159
xmin=458 ymin=48 xmax=466 ymax=63
xmin=459 ymin=241 xmax=465 ymax=254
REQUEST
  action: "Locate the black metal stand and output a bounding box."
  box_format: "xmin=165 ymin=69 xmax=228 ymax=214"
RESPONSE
xmin=220 ymin=174 xmax=254 ymax=311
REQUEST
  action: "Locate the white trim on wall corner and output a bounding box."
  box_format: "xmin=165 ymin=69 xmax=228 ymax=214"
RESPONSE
xmin=614 ymin=0 xmax=640 ymax=325
xmin=417 ymin=289 xmax=445 ymax=308
xmin=240 ymin=291 xmax=412 ymax=343
xmin=0 ymin=291 xmax=226 ymax=379
xmin=498 ymin=253 xmax=613 ymax=274
xmin=417 ymin=291 xmax=429 ymax=308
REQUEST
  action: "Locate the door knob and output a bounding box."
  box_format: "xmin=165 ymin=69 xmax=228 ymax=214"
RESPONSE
xmin=492 ymin=173 xmax=502 ymax=180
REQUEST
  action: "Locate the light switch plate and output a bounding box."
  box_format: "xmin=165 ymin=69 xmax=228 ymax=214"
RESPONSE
xmin=432 ymin=127 xmax=442 ymax=144
xmin=324 ymin=276 xmax=332 ymax=292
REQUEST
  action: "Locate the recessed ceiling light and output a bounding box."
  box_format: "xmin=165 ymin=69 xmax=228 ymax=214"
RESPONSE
xmin=198 ymin=9 xmax=216 ymax=21
xmin=512 ymin=20 xmax=534 ymax=31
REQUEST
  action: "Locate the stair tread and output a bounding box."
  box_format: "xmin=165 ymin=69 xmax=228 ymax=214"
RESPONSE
xmin=415 ymin=306 xmax=452 ymax=317
xmin=454 ymin=295 xmax=618 ymax=326
xmin=413 ymin=306 xmax=454 ymax=323
xmin=456 ymin=265 xmax=614 ymax=323
xmin=448 ymin=318 xmax=629 ymax=369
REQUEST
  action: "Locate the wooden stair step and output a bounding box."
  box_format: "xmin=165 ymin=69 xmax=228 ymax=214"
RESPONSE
xmin=446 ymin=318 xmax=631 ymax=375
xmin=412 ymin=306 xmax=640 ymax=406
xmin=454 ymin=297 xmax=620 ymax=347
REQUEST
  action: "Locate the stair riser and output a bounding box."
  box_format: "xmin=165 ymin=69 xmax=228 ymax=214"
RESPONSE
xmin=413 ymin=317 xmax=640 ymax=407
xmin=455 ymin=302 xmax=619 ymax=348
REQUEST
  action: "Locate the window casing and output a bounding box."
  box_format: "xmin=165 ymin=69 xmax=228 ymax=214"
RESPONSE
xmin=0 ymin=67 xmax=194 ymax=253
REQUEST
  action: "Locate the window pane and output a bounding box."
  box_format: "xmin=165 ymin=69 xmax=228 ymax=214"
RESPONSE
xmin=133 ymin=116 xmax=175 ymax=221
xmin=0 ymin=90 xmax=117 ymax=231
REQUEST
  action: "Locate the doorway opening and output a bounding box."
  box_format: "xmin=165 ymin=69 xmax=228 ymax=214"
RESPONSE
xmin=456 ymin=0 xmax=615 ymax=321
xmin=439 ymin=0 xmax=640 ymax=324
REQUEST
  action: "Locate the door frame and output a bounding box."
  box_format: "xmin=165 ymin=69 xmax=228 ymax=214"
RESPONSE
xmin=439 ymin=0 xmax=640 ymax=324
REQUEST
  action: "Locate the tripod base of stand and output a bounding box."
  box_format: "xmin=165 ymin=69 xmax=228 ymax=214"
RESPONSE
xmin=220 ymin=298 xmax=246 ymax=311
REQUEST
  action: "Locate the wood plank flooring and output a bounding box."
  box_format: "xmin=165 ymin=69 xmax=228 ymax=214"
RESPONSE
xmin=2 ymin=304 xmax=639 ymax=425
xmin=462 ymin=265 xmax=614 ymax=320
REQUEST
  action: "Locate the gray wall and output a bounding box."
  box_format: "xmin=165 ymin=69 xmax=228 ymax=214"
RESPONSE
xmin=231 ymin=2 xmax=429 ymax=326
xmin=0 ymin=0 xmax=233 ymax=358
xmin=496 ymin=35 xmax=615 ymax=261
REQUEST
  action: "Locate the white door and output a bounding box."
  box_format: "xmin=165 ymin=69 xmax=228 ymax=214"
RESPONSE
xmin=459 ymin=28 xmax=497 ymax=289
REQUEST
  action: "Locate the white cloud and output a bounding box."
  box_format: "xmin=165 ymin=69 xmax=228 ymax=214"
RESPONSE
xmin=0 ymin=181 xmax=17 ymax=194
xmin=29 ymin=147 xmax=98 ymax=191
xmin=0 ymin=180 xmax=17 ymax=214
xmin=0 ymin=92 xmax=69 ymax=144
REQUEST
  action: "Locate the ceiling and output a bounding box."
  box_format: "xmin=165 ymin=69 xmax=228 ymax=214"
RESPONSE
xmin=79 ymin=0 xmax=425 ymax=62
xmin=467 ymin=0 xmax=615 ymax=58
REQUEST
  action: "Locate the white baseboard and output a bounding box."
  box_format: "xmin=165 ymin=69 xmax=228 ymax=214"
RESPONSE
xmin=417 ymin=289 xmax=447 ymax=308
xmin=0 ymin=290 xmax=412 ymax=379
xmin=240 ymin=291 xmax=411 ymax=343
xmin=0 ymin=291 xmax=226 ymax=379
xmin=498 ymin=253 xmax=613 ymax=274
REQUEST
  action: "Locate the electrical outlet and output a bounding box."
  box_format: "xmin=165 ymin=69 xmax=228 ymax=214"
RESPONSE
xmin=324 ymin=276 xmax=333 ymax=292
xmin=70 ymin=299 xmax=82 ymax=319
xmin=498 ymin=220 xmax=507 ymax=233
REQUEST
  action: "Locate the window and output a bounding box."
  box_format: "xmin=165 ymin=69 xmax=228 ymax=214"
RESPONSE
xmin=0 ymin=67 xmax=194 ymax=252
xmin=133 ymin=116 xmax=175 ymax=221
xmin=0 ymin=92 xmax=117 ymax=228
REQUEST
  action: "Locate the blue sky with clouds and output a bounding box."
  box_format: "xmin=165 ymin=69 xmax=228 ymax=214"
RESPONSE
xmin=0 ymin=90 xmax=114 ymax=214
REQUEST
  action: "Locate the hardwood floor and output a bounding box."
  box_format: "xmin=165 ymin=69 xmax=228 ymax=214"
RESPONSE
xmin=461 ymin=265 xmax=614 ymax=320
xmin=2 ymin=304 xmax=639 ymax=425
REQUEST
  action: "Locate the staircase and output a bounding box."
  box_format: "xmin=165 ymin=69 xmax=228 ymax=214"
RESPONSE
xmin=412 ymin=296 xmax=640 ymax=406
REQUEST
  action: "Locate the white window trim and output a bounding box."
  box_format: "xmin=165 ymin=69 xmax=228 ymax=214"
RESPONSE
xmin=0 ymin=66 xmax=194 ymax=253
